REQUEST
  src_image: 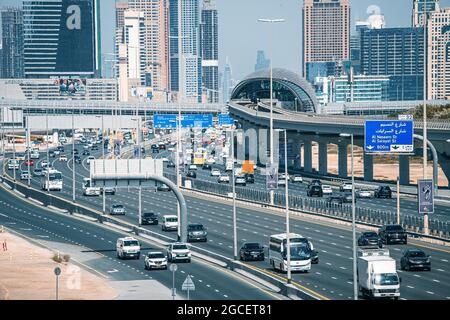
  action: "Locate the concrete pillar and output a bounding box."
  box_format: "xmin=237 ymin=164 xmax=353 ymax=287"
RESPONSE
xmin=304 ymin=140 xmax=312 ymax=173
xmin=399 ymin=155 xmax=410 ymax=185
xmin=319 ymin=142 xmax=328 ymax=175
xmin=338 ymin=143 xmax=348 ymax=178
xmin=291 ymin=137 xmax=302 ymax=170
xmin=363 ymin=153 xmax=374 ymax=182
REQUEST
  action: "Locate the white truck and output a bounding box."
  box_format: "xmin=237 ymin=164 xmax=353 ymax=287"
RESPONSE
xmin=357 ymin=248 xmax=401 ymax=300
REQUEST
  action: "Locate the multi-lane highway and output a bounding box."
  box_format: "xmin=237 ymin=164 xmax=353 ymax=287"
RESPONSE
xmin=6 ymin=139 xmax=450 ymax=300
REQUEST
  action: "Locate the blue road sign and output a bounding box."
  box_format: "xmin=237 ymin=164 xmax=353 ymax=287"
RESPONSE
xmin=418 ymin=179 xmax=434 ymax=214
xmin=364 ymin=120 xmax=414 ymax=153
xmin=218 ymin=113 xmax=235 ymax=126
xmin=154 ymin=114 xmax=213 ymax=129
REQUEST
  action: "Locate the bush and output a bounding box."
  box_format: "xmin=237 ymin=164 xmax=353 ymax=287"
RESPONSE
xmin=52 ymin=253 xmax=63 ymax=263
xmin=62 ymin=254 xmax=71 ymax=263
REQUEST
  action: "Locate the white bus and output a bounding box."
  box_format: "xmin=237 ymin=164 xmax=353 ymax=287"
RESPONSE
xmin=41 ymin=170 xmax=63 ymax=191
xmin=269 ymin=233 xmax=314 ymax=273
xmin=83 ymin=177 xmax=101 ymax=196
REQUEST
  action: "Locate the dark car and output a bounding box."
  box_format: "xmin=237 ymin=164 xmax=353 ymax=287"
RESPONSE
xmin=341 ymin=192 xmax=356 ymax=203
xmin=187 ymin=223 xmax=207 ymax=242
xmin=244 ymin=173 xmax=255 ymax=184
xmin=202 ymin=164 xmax=212 ymax=170
xmin=374 ymin=186 xmax=392 ymax=199
xmin=74 ymin=155 xmax=82 ymax=164
xmin=72 ymin=149 xmax=79 ymax=155
xmin=239 ymin=242 xmax=265 ymax=261
xmin=310 ymin=179 xmax=322 ymax=186
xmin=310 ymin=249 xmax=319 ymax=264
xmin=91 ymin=145 xmax=99 ymax=151
xmin=49 ymin=150 xmax=56 ymax=158
xmin=186 ymin=171 xmax=197 ymax=179
xmin=82 ymin=150 xmax=90 ymax=156
xmin=379 ymin=224 xmax=407 ymax=245
xmin=57 ymin=146 xmax=65 ymax=152
xmin=358 ymin=231 xmax=383 ymax=248
xmin=307 ymin=184 xmax=323 ymax=197
xmin=151 ymin=144 xmax=159 ymax=153
xmin=400 ymin=249 xmax=431 ymax=271
xmin=140 ymin=212 xmax=159 ymax=225
xmin=327 ymin=196 xmax=343 ymax=206
xmin=167 ymin=161 xmax=176 ymax=168
xmin=157 ymin=184 xmax=170 ymax=192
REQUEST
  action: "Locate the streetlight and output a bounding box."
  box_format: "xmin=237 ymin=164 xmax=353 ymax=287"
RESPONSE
xmin=340 ymin=132 xmax=357 ymax=300
xmin=257 ymin=18 xmax=285 ymax=205
xmin=422 ymin=0 xmax=429 ymax=235
xmin=96 ymin=115 xmax=106 ymax=213
xmin=71 ymin=101 xmax=76 ymax=203
xmin=26 ymin=115 xmax=31 ymax=187
xmin=276 ymin=129 xmax=291 ymax=284
xmin=228 ymin=128 xmax=238 ymax=260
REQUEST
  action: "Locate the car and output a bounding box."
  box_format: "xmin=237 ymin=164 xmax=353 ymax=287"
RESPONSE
xmin=167 ymin=161 xmax=176 ymax=168
xmin=211 ymin=169 xmax=221 ymax=177
xmin=16 ymin=153 xmax=26 ymax=161
xmin=326 ymin=196 xmax=343 ymax=206
xmin=279 ymin=173 xmax=289 ymax=181
xmin=186 ymin=171 xmax=197 ymax=179
xmin=167 ymin=243 xmax=191 ymax=263
xmin=116 ymin=237 xmax=140 ymax=260
xmin=218 ymin=174 xmax=230 ymax=183
xmin=290 ymin=175 xmax=303 ymax=183
xmin=374 ymin=186 xmax=392 ymax=199
xmin=239 ymin=242 xmax=265 ymax=261
xmin=53 ymin=150 xmax=61 ymax=156
xmin=358 ymin=189 xmax=373 ymax=198
xmin=20 ymin=171 xmax=31 ymax=180
xmin=86 ymin=156 xmax=95 ymax=164
xmin=400 ymin=249 xmax=431 ymax=271
xmin=74 ymin=155 xmax=82 ymax=164
xmin=82 ymin=149 xmax=90 ymax=156
xmin=206 ymin=157 xmax=216 ymax=164
xmin=341 ymin=192 xmax=356 ymax=203
xmin=72 ymin=149 xmax=79 ymax=155
xmin=244 ymin=173 xmax=255 ymax=184
xmin=187 ymin=223 xmax=208 ymax=242
xmin=40 ymin=160 xmax=49 ymax=168
xmin=278 ymin=178 xmax=286 ymax=186
xmin=310 ymin=179 xmax=322 ymax=186
xmin=159 ymin=143 xmax=166 ymax=150
xmin=140 ymin=212 xmax=159 ymax=225
xmin=144 ymin=252 xmax=168 ymax=270
xmin=379 ymin=224 xmax=407 ymax=245
xmin=57 ymin=146 xmax=65 ymax=152
xmin=59 ymin=155 xmax=68 ymax=162
xmin=202 ymin=164 xmax=212 ymax=170
xmin=235 ymin=176 xmax=247 ymax=186
xmin=162 ymin=157 xmax=169 ymax=163
xmin=91 ymin=145 xmax=99 ymax=151
xmin=102 ymin=187 xmax=116 ymax=195
xmin=322 ymin=185 xmax=333 ymax=195
xmin=357 ymin=231 xmax=383 ymax=248
xmin=7 ymin=160 xmax=20 ymax=170
xmin=307 ymin=184 xmax=323 ymax=197
xmin=310 ymin=249 xmax=319 ymax=264
xmin=188 ymin=164 xmax=198 ymax=171
xmin=110 ymin=204 xmax=126 ymax=215
xmin=161 ymin=215 xmax=178 ymax=231
xmin=30 ymin=152 xmax=40 ymax=159
xmin=49 ymin=151 xmax=56 ymax=158
xmin=24 ymin=159 xmax=34 ymax=166
xmin=157 ymin=184 xmax=170 ymax=192
xmin=33 ymin=168 xmax=43 ymax=176
xmin=340 ymin=182 xmax=353 ymax=192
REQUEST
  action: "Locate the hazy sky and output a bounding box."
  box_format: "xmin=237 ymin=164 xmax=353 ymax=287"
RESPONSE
xmin=2 ymin=0 xmax=450 ymax=81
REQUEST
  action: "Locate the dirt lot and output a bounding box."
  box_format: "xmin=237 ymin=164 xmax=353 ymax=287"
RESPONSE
xmin=0 ymin=231 xmax=118 ymax=300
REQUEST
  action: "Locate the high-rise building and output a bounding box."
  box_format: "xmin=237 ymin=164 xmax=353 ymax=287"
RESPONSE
xmin=254 ymin=50 xmax=270 ymax=72
xmin=127 ymin=0 xmax=169 ymax=93
xmin=200 ymin=0 xmax=219 ymax=103
xmin=23 ymin=0 xmax=101 ymax=78
xmin=412 ymin=0 xmax=440 ymax=27
xmin=426 ymin=7 xmax=450 ymax=100
xmin=360 ymin=27 xmax=425 ymax=101
xmin=222 ymin=57 xmax=232 ymax=103
xmin=302 ymin=0 xmax=350 ymax=78
xmin=169 ymin=0 xmax=201 ymax=103
xmin=0 ymin=7 xmax=24 ymax=78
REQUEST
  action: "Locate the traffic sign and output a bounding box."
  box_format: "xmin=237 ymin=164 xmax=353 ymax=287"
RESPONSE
xmin=182 ymin=275 xmax=195 ymax=291
xmin=266 ymin=163 xmax=278 ymax=190
xmin=364 ymin=120 xmax=414 ymax=153
xmin=169 ymin=263 xmax=178 ymax=272
xmin=218 ymin=113 xmax=235 ymax=126
xmin=154 ymin=114 xmax=213 ymax=129
xmin=54 ymin=267 xmax=61 ymax=276
xmin=418 ymin=179 xmax=434 ymax=214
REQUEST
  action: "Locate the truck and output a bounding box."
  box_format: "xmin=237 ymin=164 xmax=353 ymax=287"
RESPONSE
xmin=357 ymin=248 xmax=401 ymax=299
xmin=242 ymin=160 xmax=255 ymax=175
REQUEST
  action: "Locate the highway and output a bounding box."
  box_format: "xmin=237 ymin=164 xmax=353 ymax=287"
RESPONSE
xmin=8 ymin=140 xmax=450 ymax=300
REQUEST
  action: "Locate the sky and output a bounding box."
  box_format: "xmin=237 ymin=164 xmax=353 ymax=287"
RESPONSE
xmin=2 ymin=0 xmax=450 ymax=81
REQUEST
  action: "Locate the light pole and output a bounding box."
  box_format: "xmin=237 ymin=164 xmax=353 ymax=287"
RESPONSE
xmin=276 ymin=129 xmax=291 ymax=283
xmin=257 ymin=18 xmax=285 ymax=205
xmin=422 ymin=0 xmax=429 ymax=235
xmin=340 ymin=133 xmax=357 ymax=300
xmin=26 ymin=115 xmax=31 ymax=187
xmin=96 ymin=115 xmax=106 ymax=213
xmin=46 ymin=108 xmax=49 ymax=194
xmin=11 ymin=109 xmax=16 ymax=182
xmin=71 ymin=103 xmax=76 ymax=203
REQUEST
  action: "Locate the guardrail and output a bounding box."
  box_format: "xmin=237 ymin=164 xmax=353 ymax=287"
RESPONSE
xmin=162 ymin=173 xmax=450 ymax=240
xmin=0 ymin=174 xmax=321 ymax=300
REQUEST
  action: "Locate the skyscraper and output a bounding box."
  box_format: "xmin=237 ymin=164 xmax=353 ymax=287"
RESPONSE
xmin=200 ymin=0 xmax=219 ymax=103
xmin=222 ymin=57 xmax=232 ymax=103
xmin=426 ymin=7 xmax=450 ymax=100
xmin=169 ymin=0 xmax=201 ymax=103
xmin=302 ymin=0 xmax=350 ymax=78
xmin=127 ymin=0 xmax=169 ymax=93
xmin=254 ymin=50 xmax=270 ymax=72
xmin=412 ymin=0 xmax=440 ymax=27
xmin=360 ymin=27 xmax=424 ymax=101
xmin=0 ymin=7 xmax=23 ymax=78
xmin=23 ymin=0 xmax=101 ymax=78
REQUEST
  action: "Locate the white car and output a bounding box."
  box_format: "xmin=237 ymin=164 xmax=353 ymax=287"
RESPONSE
xmin=167 ymin=243 xmax=191 ymax=263
xmin=20 ymin=171 xmax=31 ymax=180
xmin=59 ymin=155 xmax=68 ymax=162
xmin=7 ymin=160 xmax=20 ymax=170
xmin=279 ymin=173 xmax=290 ymax=180
xmin=188 ymin=164 xmax=197 ymax=171
xmin=53 ymin=150 xmax=61 ymax=156
xmin=211 ymin=169 xmax=221 ymax=177
xmin=144 ymin=251 xmax=168 ymax=270
xmin=358 ymin=189 xmax=373 ymax=198
xmin=322 ymin=185 xmax=333 ymax=195
xmin=162 ymin=157 xmax=169 ymax=162
xmin=116 ymin=237 xmax=140 ymax=260
xmin=162 ymin=215 xmax=178 ymax=231
xmin=206 ymin=157 xmax=216 ymax=164
xmin=86 ymin=156 xmax=95 ymax=164
xmin=290 ymin=175 xmax=303 ymax=183
xmin=40 ymin=160 xmax=49 ymax=168
xmin=235 ymin=176 xmax=247 ymax=186
xmin=340 ymin=182 xmax=353 ymax=192
xmin=218 ymin=174 xmax=230 ymax=183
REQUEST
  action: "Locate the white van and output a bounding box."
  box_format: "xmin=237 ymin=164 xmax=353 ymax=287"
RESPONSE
xmin=161 ymin=215 xmax=179 ymax=231
xmin=116 ymin=237 xmax=141 ymax=260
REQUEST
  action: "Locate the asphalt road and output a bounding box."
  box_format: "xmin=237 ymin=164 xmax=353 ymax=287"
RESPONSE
xmin=11 ymin=142 xmax=450 ymax=300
